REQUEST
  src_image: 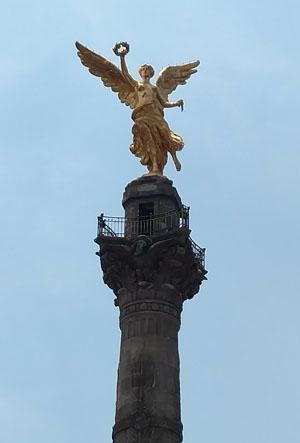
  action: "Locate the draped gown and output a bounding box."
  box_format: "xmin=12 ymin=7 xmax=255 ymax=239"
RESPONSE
xmin=130 ymin=83 xmax=183 ymax=175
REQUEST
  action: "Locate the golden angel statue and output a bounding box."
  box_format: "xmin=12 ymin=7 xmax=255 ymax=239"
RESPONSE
xmin=75 ymin=41 xmax=200 ymax=176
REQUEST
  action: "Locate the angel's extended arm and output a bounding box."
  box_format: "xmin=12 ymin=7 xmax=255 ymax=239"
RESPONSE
xmin=119 ymin=55 xmax=137 ymax=89
xmin=157 ymin=89 xmax=183 ymax=110
xmin=156 ymin=60 xmax=199 ymax=111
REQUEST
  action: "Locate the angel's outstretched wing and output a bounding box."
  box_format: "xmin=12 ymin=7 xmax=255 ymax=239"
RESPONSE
xmin=75 ymin=42 xmax=137 ymax=109
xmin=156 ymin=60 xmax=200 ymax=100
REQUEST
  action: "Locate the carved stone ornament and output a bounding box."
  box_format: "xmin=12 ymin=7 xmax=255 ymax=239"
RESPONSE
xmin=95 ymin=227 xmax=206 ymax=305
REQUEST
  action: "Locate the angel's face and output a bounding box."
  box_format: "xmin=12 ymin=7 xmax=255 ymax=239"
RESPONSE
xmin=138 ymin=64 xmax=155 ymax=83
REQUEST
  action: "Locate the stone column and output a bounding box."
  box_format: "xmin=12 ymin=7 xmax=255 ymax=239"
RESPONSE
xmin=95 ymin=178 xmax=206 ymax=442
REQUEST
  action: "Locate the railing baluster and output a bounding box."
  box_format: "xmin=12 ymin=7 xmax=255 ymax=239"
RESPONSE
xmin=97 ymin=207 xmax=193 ymax=240
xmin=97 ymin=208 xmax=205 ymax=268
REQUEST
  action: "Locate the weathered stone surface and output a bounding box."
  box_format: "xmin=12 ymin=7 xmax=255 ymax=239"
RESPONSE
xmin=95 ymin=229 xmax=206 ymax=442
xmin=95 ymin=177 xmax=206 ymax=442
xmin=123 ymin=175 xmax=182 ymax=220
xmin=96 ymin=228 xmax=205 ymax=302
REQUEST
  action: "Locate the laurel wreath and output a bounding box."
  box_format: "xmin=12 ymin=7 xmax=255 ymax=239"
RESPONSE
xmin=113 ymin=41 xmax=130 ymax=56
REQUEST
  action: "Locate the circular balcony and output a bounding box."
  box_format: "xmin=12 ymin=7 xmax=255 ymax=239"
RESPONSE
xmin=96 ymin=206 xmax=205 ymax=270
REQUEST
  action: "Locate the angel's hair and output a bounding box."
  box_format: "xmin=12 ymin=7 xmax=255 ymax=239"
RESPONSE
xmin=138 ymin=64 xmax=155 ymax=78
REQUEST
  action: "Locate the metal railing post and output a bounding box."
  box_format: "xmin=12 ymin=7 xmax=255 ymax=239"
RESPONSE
xmin=97 ymin=206 xmax=192 ymax=240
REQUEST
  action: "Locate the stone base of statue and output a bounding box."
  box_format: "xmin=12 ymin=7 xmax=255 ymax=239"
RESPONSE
xmin=95 ymin=176 xmax=207 ymax=442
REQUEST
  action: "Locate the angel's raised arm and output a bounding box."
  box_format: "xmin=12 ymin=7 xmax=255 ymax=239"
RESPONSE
xmin=113 ymin=42 xmax=137 ymax=89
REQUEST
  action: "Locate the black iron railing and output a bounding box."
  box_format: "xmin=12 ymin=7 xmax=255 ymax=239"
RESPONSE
xmin=97 ymin=206 xmax=205 ymax=269
xmin=97 ymin=206 xmax=190 ymax=238
xmin=190 ymin=237 xmax=206 ymax=269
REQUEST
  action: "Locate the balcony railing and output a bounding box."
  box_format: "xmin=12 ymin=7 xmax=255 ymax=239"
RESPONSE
xmin=96 ymin=206 xmax=205 ymax=269
xmin=190 ymin=237 xmax=206 ymax=269
xmin=97 ymin=206 xmax=189 ymax=238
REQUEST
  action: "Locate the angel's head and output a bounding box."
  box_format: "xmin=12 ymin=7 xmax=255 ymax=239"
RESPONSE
xmin=138 ymin=64 xmax=155 ymax=83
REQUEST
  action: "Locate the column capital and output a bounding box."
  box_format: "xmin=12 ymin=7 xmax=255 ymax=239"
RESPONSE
xmin=96 ymin=227 xmax=207 ymax=304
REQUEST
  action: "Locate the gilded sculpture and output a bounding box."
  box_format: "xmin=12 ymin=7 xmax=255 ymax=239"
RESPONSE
xmin=75 ymin=41 xmax=200 ymax=176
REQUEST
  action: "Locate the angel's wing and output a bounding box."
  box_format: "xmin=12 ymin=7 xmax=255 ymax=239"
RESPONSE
xmin=75 ymin=41 xmax=137 ymax=109
xmin=156 ymin=60 xmax=200 ymax=100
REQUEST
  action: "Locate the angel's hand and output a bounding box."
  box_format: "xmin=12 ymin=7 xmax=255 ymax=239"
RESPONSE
xmin=113 ymin=42 xmax=130 ymax=57
xmin=176 ymin=99 xmax=184 ymax=111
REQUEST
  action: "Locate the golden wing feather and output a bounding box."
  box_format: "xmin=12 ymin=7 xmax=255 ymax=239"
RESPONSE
xmin=75 ymin=41 xmax=137 ymax=109
xmin=156 ymin=60 xmax=200 ymax=100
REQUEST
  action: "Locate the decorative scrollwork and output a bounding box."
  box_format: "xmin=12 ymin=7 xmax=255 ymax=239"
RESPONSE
xmin=96 ymin=227 xmax=207 ymax=303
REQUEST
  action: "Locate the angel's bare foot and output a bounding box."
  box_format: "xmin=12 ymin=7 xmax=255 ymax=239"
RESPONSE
xmin=170 ymin=152 xmax=181 ymax=171
xmin=174 ymin=158 xmax=181 ymax=171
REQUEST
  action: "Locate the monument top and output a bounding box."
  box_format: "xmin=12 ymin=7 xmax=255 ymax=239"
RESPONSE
xmin=75 ymin=41 xmax=200 ymax=177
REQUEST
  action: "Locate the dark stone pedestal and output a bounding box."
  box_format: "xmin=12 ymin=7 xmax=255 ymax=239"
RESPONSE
xmin=95 ymin=177 xmax=206 ymax=442
xmin=122 ymin=175 xmax=182 ymax=219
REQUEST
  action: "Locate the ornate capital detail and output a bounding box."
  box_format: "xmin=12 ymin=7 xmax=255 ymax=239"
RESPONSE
xmin=95 ymin=228 xmax=206 ymax=304
xmin=121 ymin=299 xmax=181 ymax=321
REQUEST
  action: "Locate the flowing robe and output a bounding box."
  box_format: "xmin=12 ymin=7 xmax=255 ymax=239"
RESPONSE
xmin=130 ymin=84 xmax=183 ymax=174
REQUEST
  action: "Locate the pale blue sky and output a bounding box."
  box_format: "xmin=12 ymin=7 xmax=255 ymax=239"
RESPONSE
xmin=1 ymin=1 xmax=299 ymax=442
